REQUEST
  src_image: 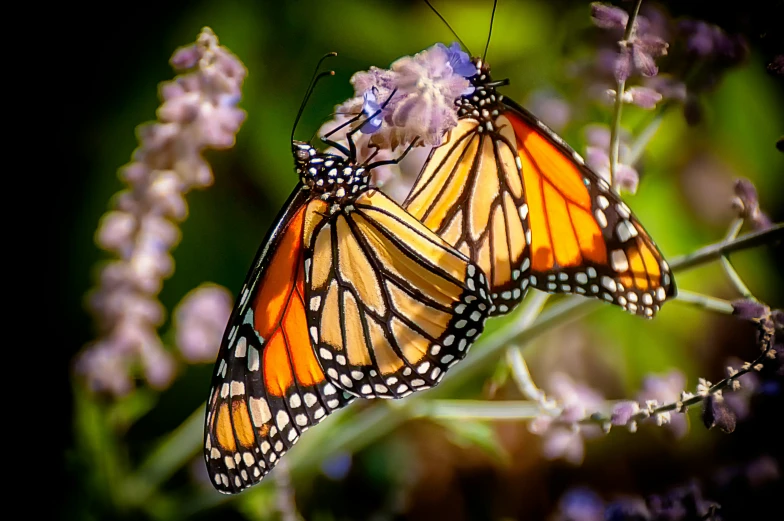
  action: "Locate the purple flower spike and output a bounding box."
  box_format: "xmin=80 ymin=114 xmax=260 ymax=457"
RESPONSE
xmin=436 ymin=42 xmax=478 ymax=79
xmin=625 ymin=86 xmax=662 ymax=109
xmin=76 ymin=27 xmax=247 ymax=395
xmin=360 ymin=88 xmax=383 ymax=134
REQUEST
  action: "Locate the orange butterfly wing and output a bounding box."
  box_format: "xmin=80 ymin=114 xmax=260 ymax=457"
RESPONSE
xmin=504 ymin=101 xmax=676 ymax=317
xmin=306 ymin=189 xmax=492 ymax=398
xmin=404 ymin=117 xmax=530 ymax=315
xmin=205 ymin=189 xmax=354 ymax=494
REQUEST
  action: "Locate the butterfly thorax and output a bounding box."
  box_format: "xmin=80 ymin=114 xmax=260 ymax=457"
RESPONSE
xmin=455 ymin=59 xmax=505 ymax=130
xmin=293 ymin=141 xmax=370 ymax=205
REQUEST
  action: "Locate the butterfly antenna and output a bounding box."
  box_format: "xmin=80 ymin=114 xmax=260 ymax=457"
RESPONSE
xmin=424 ymin=0 xmax=472 ymax=55
xmin=291 ymin=52 xmax=338 ymax=143
xmin=482 ymin=0 xmax=498 ymax=63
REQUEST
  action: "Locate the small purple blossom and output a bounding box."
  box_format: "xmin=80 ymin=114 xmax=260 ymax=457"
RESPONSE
xmin=701 ymin=394 xmax=737 ymax=433
xmin=731 ymin=178 xmax=772 ymax=231
xmin=529 ymin=372 xmax=605 ymax=465
xmin=76 ymin=28 xmax=247 ymax=395
xmin=636 ymin=370 xmax=689 ymax=438
xmin=591 ymin=3 xmax=669 ymax=82
xmin=605 ymin=86 xmax=662 ymax=109
xmin=732 ymin=299 xmax=770 ymax=322
xmin=610 ymin=401 xmax=640 ymax=427
xmin=174 ymin=284 xmax=233 ymax=363
xmin=590 ymin=3 xmax=629 ymax=29
xmin=436 ymin=41 xmax=479 ymax=82
xmin=360 ymin=88 xmax=383 ymax=134
xmin=679 ymin=20 xmax=744 ymax=62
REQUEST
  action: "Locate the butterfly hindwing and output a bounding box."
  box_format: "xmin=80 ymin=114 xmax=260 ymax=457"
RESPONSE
xmin=205 ymin=188 xmax=355 ymax=494
xmin=306 ymin=189 xmax=493 ymax=398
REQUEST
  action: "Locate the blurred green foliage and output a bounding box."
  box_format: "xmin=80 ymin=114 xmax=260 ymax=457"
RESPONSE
xmin=67 ymin=0 xmax=783 ymax=520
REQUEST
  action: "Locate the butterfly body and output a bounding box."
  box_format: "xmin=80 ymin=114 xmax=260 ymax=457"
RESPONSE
xmin=404 ymin=58 xmax=676 ymax=318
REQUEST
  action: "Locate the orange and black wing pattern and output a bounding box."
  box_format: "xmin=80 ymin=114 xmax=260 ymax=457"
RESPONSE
xmin=306 ymin=188 xmax=492 ymax=398
xmin=205 ymin=188 xmax=355 ymax=494
xmin=403 ymin=117 xmax=530 ymax=315
xmin=503 ymin=98 xmax=676 ymax=317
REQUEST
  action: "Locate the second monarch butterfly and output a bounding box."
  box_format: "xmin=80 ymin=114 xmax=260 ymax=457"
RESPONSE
xmin=204 ymin=58 xmax=492 ymax=494
xmin=403 ymin=1 xmax=676 ymax=317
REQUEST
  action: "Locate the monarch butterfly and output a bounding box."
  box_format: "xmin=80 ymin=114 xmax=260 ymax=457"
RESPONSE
xmin=204 ymin=62 xmax=492 ymax=493
xmin=403 ymin=2 xmax=676 ymax=317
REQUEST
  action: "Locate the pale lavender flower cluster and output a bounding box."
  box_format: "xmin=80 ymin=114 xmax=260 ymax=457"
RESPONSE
xmin=633 ymin=370 xmax=688 ymax=437
xmin=77 ymin=28 xmax=247 ymax=394
xmin=529 ymin=372 xmax=605 ymax=465
xmin=590 ymin=2 xmax=669 ymax=83
xmin=174 ymin=284 xmax=233 ymax=363
xmin=323 ymin=42 xmax=472 ymax=153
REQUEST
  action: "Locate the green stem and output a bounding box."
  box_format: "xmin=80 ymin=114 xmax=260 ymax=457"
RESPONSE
xmin=506 ymin=346 xmax=559 ymax=412
xmin=609 ymin=0 xmax=643 ymax=185
xmin=627 ymin=104 xmax=669 ymax=166
xmin=667 ymin=224 xmax=783 ymax=273
xmin=718 ymin=217 xmax=757 ymax=300
xmin=721 ymin=256 xmax=756 ymax=300
xmin=674 ymin=290 xmax=734 ymax=314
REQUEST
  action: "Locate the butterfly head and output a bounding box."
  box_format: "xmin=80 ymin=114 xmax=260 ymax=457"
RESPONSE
xmin=292 ymin=140 xmax=370 ymax=201
xmin=456 ymin=58 xmax=506 ymax=120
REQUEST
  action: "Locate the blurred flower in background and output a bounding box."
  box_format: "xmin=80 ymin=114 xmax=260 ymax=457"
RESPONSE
xmin=75 ymin=28 xmax=246 ymax=394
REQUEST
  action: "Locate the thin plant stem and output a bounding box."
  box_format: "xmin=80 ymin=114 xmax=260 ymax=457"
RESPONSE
xmin=609 ymin=0 xmax=643 ymax=185
xmin=721 ymin=256 xmax=757 ymax=300
xmin=506 ymin=346 xmax=559 ymax=412
xmin=627 ymin=103 xmax=669 ymax=166
xmin=674 ymin=290 xmax=734 ymax=314
xmin=575 ymin=340 xmax=775 ymax=430
xmin=668 ymin=224 xmax=782 ymax=273
xmin=720 ymin=217 xmax=756 ymax=299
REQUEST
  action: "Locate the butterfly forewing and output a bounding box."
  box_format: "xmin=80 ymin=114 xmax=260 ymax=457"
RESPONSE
xmin=404 ymin=117 xmax=531 ymax=315
xmin=504 ymin=101 xmax=676 ymax=317
xmin=306 ymin=189 xmax=493 ymax=398
xmin=205 ymin=189 xmax=355 ymax=494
